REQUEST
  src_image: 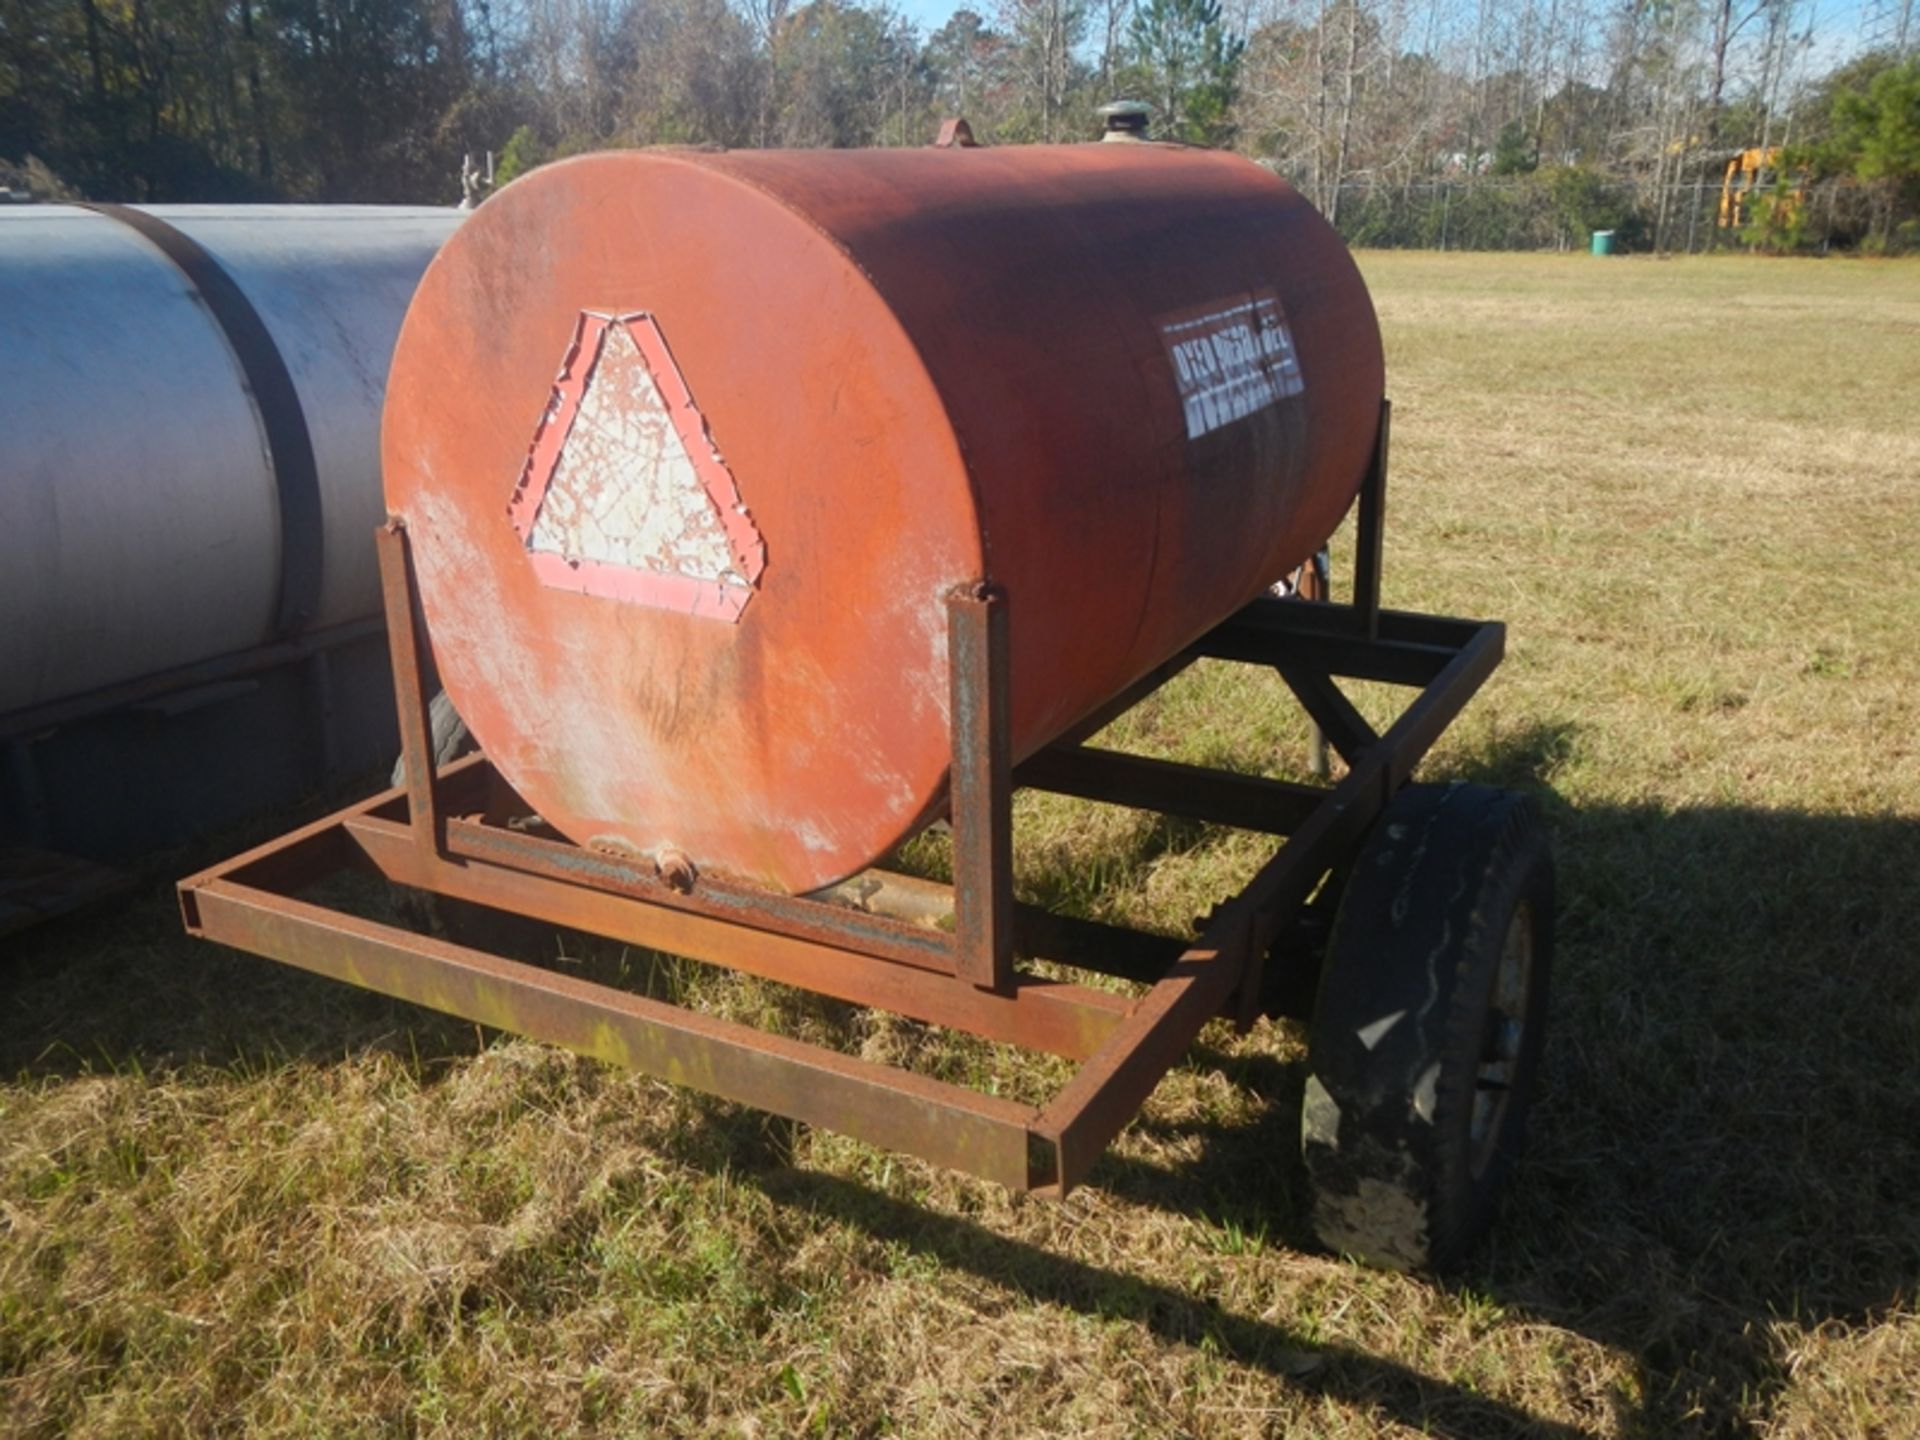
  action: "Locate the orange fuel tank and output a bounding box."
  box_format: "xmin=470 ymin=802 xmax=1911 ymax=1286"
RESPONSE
xmin=382 ymin=142 xmax=1385 ymax=893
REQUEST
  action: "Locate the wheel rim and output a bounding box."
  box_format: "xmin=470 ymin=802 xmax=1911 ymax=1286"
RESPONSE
xmin=1470 ymin=899 xmax=1533 ymax=1179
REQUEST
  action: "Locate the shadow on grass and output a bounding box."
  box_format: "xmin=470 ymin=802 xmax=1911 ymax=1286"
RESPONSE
xmin=1412 ymin=722 xmax=1918 ymax=1437
xmin=760 ymin=1168 xmax=1597 ymax=1440
xmin=0 ymin=873 xmax=487 ymax=1079
xmin=771 ymin=717 xmax=1920 ymax=1438
xmin=5 ymin=721 xmax=1916 ymax=1438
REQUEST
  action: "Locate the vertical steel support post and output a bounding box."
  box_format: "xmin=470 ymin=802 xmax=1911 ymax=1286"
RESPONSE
xmin=376 ymin=520 xmax=443 ymax=852
xmin=1352 ymin=400 xmax=1390 ymax=642
xmin=947 ymin=583 xmax=1015 ymax=992
xmin=1299 ymin=547 xmax=1333 ymax=782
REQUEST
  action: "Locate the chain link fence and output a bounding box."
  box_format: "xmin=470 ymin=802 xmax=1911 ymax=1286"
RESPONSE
xmin=1318 ymin=176 xmax=1884 ymax=255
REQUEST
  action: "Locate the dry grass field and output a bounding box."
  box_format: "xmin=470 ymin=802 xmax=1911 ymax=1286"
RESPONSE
xmin=5 ymin=251 xmax=1920 ymax=1438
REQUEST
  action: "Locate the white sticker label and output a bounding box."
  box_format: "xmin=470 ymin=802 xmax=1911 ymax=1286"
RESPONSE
xmin=1161 ymin=292 xmax=1305 ymax=440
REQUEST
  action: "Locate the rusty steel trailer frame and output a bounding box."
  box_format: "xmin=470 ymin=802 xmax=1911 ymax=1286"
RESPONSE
xmin=179 ymin=403 xmax=1505 ymax=1196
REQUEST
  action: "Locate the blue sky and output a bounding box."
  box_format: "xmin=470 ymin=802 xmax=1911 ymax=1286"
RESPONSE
xmin=885 ymin=0 xmax=1881 ymax=67
xmin=894 ymin=0 xmax=963 ymax=36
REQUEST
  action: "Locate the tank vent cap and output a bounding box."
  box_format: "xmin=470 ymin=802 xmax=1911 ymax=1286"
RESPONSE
xmin=1097 ymin=101 xmax=1152 ymax=142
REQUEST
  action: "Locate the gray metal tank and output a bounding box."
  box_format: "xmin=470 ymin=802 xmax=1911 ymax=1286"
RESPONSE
xmin=0 ymin=204 xmax=461 ymax=713
xmin=0 ymin=204 xmax=460 ymax=918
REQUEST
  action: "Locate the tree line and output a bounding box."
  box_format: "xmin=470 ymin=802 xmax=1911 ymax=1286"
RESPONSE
xmin=2 ymin=0 xmax=1915 ymax=250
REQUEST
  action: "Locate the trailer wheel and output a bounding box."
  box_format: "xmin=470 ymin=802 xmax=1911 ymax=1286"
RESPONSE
xmin=390 ymin=689 xmax=474 ymax=785
xmin=1300 ymin=782 xmax=1553 ymax=1271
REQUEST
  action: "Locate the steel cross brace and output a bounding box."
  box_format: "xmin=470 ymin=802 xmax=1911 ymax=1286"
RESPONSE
xmin=181 ymin=418 xmax=1503 ymax=1196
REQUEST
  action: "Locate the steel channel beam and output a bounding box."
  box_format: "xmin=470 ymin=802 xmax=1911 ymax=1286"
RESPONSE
xmin=1369 ymin=609 xmax=1488 ymax=649
xmin=1352 ymin=400 xmax=1389 ymax=641
xmin=1375 ymin=621 xmax=1505 ymax=786
xmin=348 ymin=814 xmax=1129 ymax=1061
xmin=1035 ymin=943 xmax=1251 ymax=1191
xmin=1195 ymin=621 xmax=1455 ymax=685
xmin=1224 ymin=752 xmax=1390 ymax=1025
xmin=1202 ymin=596 xmax=1485 ymax=664
xmin=1016 ymin=745 xmax=1325 ymax=835
xmin=1013 ymin=905 xmax=1186 ymax=985
xmin=1033 ymin=748 xmax=1389 ymax=1189
xmin=1297 ymin=548 xmax=1334 ymax=783
xmin=1031 ymin=618 xmax=1504 ymax=1190
xmin=183 ymin=878 xmax=1046 ymax=1192
xmin=174 ymin=771 xmax=419 ymax=912
xmin=378 ymin=521 xmax=443 ymax=853
xmin=1275 ymin=668 xmax=1379 ymax=765
xmin=947 ymin=584 xmax=1015 ymax=990
xmin=445 ymin=817 xmax=958 ymax=974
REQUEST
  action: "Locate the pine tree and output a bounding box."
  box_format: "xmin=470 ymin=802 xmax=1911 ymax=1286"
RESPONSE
xmin=1129 ymin=0 xmax=1245 ymax=145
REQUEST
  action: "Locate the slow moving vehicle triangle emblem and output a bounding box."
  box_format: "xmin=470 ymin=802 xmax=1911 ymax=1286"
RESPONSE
xmin=507 ymin=311 xmax=766 ymax=621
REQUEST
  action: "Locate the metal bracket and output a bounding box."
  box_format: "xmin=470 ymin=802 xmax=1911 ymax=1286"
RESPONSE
xmin=378 ymin=520 xmax=443 ymax=854
xmin=948 ymin=583 xmax=1015 ymax=991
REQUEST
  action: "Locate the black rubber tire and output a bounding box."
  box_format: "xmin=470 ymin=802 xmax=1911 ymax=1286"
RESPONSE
xmin=1300 ymin=781 xmax=1554 ymax=1271
xmin=390 ymin=689 xmax=473 ymax=788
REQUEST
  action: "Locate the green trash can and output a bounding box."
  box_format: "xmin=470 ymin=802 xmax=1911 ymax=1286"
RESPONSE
xmin=1591 ymin=229 xmax=1617 ymax=256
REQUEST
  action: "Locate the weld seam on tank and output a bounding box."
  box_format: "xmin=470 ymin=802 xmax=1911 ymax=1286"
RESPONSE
xmin=79 ymin=202 xmax=325 ymax=640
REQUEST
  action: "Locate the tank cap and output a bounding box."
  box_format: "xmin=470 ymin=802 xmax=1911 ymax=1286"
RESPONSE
xmin=1097 ymin=101 xmax=1152 ymax=142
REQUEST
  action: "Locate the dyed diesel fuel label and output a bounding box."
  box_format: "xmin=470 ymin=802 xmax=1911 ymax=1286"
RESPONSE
xmin=1160 ymin=292 xmax=1305 ymax=441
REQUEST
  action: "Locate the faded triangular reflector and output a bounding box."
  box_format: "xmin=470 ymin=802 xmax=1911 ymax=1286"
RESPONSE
xmin=508 ymin=311 xmax=766 ymax=621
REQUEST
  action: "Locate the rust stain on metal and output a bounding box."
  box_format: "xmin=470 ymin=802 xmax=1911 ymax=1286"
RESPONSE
xmin=655 ymin=846 xmax=697 ymax=893
xmin=948 ymin=583 xmax=1014 ymax=990
xmin=188 ymin=877 xmax=1044 ymax=1192
xmin=178 ymin=144 xmax=1514 ymax=1220
xmin=383 ymin=145 xmax=1382 ymax=893
xmin=180 ymin=448 xmax=1510 ymax=1199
